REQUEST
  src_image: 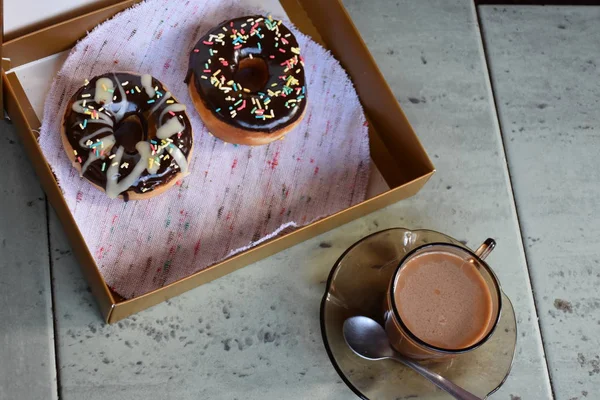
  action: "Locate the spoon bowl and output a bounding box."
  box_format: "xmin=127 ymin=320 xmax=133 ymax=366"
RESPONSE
xmin=343 ymin=316 xmax=394 ymax=360
xmin=343 ymin=316 xmax=483 ymax=400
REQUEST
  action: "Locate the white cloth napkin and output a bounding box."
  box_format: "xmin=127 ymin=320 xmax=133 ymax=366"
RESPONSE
xmin=39 ymin=0 xmax=370 ymax=298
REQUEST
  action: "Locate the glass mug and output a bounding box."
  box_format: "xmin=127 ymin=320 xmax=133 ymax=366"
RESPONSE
xmin=383 ymin=239 xmax=502 ymax=361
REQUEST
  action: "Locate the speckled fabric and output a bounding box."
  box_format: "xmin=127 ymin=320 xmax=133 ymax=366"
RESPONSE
xmin=39 ymin=0 xmax=370 ymax=298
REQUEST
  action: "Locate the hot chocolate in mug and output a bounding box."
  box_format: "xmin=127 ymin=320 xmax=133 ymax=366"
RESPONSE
xmin=383 ymin=239 xmax=502 ymax=360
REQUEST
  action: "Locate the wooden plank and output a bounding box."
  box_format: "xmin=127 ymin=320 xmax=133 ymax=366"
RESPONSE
xmin=343 ymin=1 xmax=554 ymax=398
xmin=480 ymin=5 xmax=600 ymax=399
xmin=0 ymin=121 xmax=57 ymax=399
xmin=477 ymin=1 xmax=600 ymax=5
xmin=1 ymin=0 xmax=4 ymax=118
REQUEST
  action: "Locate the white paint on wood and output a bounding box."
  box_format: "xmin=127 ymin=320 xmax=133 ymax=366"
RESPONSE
xmin=0 ymin=122 xmax=58 ymax=400
xmin=481 ymin=6 xmax=600 ymax=399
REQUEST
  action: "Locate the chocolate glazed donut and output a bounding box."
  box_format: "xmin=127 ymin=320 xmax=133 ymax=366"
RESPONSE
xmin=186 ymin=15 xmax=307 ymax=146
xmin=62 ymin=73 xmax=193 ymax=200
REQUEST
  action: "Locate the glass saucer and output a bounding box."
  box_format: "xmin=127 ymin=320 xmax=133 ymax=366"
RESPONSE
xmin=320 ymin=228 xmax=517 ymax=399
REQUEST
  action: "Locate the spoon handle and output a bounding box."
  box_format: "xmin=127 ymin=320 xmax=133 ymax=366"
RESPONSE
xmin=392 ymin=354 xmax=483 ymax=400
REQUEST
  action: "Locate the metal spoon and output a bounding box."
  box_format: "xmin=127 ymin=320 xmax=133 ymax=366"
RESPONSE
xmin=343 ymin=316 xmax=482 ymax=400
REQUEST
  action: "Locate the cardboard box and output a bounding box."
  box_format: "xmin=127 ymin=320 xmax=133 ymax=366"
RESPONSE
xmin=1 ymin=0 xmax=434 ymax=323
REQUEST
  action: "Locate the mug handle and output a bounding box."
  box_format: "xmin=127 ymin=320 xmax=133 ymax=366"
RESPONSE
xmin=475 ymin=238 xmax=496 ymax=260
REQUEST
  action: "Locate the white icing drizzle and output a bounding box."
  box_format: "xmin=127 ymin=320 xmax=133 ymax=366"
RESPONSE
xmin=80 ymin=154 xmax=99 ymax=177
xmin=150 ymin=91 xmax=171 ymax=115
xmin=105 ymin=141 xmax=189 ymax=198
xmin=167 ymin=145 xmax=189 ymax=175
xmin=72 ymin=101 xmax=114 ymax=127
xmin=112 ymin=74 xmax=129 ymax=123
xmin=146 ymin=158 xmax=161 ymax=175
xmin=94 ymin=78 xmax=114 ymax=104
xmin=156 ymin=118 xmax=185 ymax=140
xmin=159 ymin=103 xmax=186 ymax=122
xmin=78 ymin=127 xmax=112 ymax=148
xmin=80 ymin=135 xmax=116 ymax=176
xmin=85 ymin=119 xmax=113 ymax=127
xmin=141 ymin=74 xmax=156 ymax=98
xmin=106 ymin=144 xmax=148 ymax=199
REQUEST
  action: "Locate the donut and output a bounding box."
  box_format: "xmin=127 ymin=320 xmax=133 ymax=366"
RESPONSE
xmin=186 ymin=15 xmax=307 ymax=146
xmin=62 ymin=72 xmax=193 ymax=200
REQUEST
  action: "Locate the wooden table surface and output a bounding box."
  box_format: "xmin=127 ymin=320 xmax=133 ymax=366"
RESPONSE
xmin=1 ymin=1 xmax=598 ymax=399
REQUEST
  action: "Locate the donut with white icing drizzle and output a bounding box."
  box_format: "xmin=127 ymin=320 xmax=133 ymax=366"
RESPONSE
xmin=186 ymin=15 xmax=307 ymax=146
xmin=61 ymin=72 xmax=193 ymax=200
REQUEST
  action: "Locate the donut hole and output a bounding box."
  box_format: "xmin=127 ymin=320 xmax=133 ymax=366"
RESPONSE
xmin=114 ymin=113 xmax=146 ymax=154
xmin=234 ymin=57 xmax=269 ymax=93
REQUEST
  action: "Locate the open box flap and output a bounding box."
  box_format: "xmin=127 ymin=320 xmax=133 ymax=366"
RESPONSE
xmin=3 ymin=0 xmax=128 ymax=40
xmin=0 ymin=0 xmax=134 ymax=118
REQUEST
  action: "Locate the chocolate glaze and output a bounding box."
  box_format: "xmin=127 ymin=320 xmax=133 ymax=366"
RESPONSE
xmin=187 ymin=15 xmax=307 ymax=133
xmin=63 ymin=73 xmax=193 ymax=198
